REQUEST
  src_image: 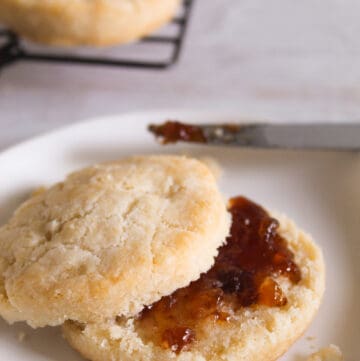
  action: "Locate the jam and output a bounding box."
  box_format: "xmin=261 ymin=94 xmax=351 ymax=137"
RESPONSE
xmin=148 ymin=121 xmax=206 ymax=144
xmin=135 ymin=197 xmax=301 ymax=353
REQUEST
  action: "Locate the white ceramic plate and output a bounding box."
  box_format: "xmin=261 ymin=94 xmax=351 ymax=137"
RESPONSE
xmin=0 ymin=111 xmax=358 ymax=361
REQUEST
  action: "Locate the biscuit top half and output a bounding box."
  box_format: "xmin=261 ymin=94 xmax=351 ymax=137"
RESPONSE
xmin=0 ymin=155 xmax=230 ymax=327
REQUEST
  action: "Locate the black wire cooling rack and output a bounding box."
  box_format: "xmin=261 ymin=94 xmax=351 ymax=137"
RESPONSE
xmin=0 ymin=0 xmax=194 ymax=71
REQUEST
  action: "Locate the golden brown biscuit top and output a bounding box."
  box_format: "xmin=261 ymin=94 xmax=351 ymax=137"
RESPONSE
xmin=0 ymin=155 xmax=229 ymax=327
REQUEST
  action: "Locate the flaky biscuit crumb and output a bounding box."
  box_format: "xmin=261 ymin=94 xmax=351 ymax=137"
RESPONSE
xmin=307 ymin=345 xmax=343 ymax=361
xmin=17 ymin=331 xmax=26 ymax=342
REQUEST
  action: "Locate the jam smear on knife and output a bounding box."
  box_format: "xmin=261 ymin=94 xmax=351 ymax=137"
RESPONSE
xmin=148 ymin=121 xmax=206 ymax=144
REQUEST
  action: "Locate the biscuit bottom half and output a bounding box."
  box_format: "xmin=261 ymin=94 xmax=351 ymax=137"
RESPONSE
xmin=63 ymin=197 xmax=325 ymax=361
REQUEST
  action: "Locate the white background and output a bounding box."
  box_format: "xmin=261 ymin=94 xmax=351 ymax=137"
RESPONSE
xmin=0 ymin=0 xmax=360 ymax=149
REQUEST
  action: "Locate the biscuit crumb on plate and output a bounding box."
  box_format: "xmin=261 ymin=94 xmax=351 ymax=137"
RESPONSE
xmin=17 ymin=331 xmax=26 ymax=342
xmin=307 ymin=344 xmax=343 ymax=361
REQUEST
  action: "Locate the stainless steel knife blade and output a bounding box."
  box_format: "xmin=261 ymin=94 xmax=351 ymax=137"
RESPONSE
xmin=149 ymin=121 xmax=360 ymax=151
xmin=200 ymin=123 xmax=360 ymax=151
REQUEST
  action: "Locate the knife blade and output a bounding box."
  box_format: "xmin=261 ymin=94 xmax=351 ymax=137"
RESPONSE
xmin=148 ymin=122 xmax=360 ymax=151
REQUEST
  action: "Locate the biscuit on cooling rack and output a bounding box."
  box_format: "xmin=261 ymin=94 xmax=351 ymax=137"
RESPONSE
xmin=0 ymin=0 xmax=181 ymax=46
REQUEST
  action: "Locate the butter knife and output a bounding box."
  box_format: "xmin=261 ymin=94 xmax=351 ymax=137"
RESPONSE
xmin=149 ymin=121 xmax=360 ymax=151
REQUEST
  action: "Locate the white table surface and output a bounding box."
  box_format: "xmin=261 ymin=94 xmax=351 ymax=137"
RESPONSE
xmin=0 ymin=0 xmax=360 ymax=151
